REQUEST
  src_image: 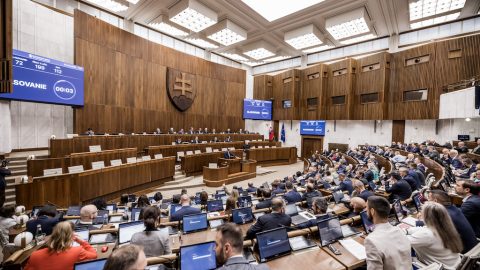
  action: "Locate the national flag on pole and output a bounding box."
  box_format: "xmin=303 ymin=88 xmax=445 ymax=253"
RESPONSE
xmin=281 ymin=123 xmax=286 ymax=143
xmin=268 ymin=126 xmax=274 ymax=141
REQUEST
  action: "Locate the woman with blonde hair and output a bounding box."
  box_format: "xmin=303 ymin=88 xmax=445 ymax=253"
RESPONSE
xmin=406 ymin=202 xmax=462 ymax=269
xmin=25 ymin=221 xmax=97 ymax=270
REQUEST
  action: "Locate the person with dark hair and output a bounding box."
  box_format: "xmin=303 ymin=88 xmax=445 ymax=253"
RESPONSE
xmin=302 ymin=183 xmax=322 ymax=208
xmin=255 ymin=189 xmax=272 ymax=210
xmin=103 ymin=245 xmax=147 ymax=270
xmin=172 ymin=194 xmax=181 ymax=204
xmin=298 ymin=197 xmax=332 ymax=229
xmin=199 ymin=191 xmax=209 ymax=207
xmin=364 ymin=196 xmax=411 ymax=269
xmin=283 ymin=181 xmax=301 ymax=204
xmin=399 ymin=167 xmax=418 ymax=191
xmin=456 ymin=158 xmax=476 ymax=179
xmin=131 ymin=206 xmax=171 ymax=257
xmin=0 ymin=206 xmax=16 ymax=247
xmin=26 ymin=205 xmax=62 ymax=236
xmin=153 ymin=192 xmax=163 ymax=203
xmin=406 ymin=202 xmax=462 ymax=268
xmin=215 ymin=223 xmax=269 ymax=270
xmin=181 ymin=188 xmax=188 ymax=195
xmin=427 ymin=190 xmax=477 ymax=253
xmin=91 ymin=198 xmax=107 ymax=211
xmin=170 ymin=195 xmax=201 ymax=222
xmin=332 ymin=173 xmax=353 ymax=195
xmin=386 ymin=172 xmax=412 ymax=201
xmin=455 ymin=180 xmax=480 ymax=237
xmin=225 ymin=197 xmax=237 ymax=216
xmin=246 ymin=198 xmax=291 ymax=239
xmin=246 ymin=182 xmax=257 ymax=193
xmin=136 ymin=195 xmax=150 ymax=209
xmin=119 ymin=194 xmax=129 ymax=206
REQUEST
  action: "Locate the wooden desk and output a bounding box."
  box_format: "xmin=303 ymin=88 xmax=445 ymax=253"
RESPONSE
xmin=218 ymin=158 xmax=242 ymax=174
xmin=322 ymin=235 xmax=365 ymax=270
xmin=247 ymin=147 xmax=297 ymax=166
xmin=265 ymin=248 xmax=345 ymax=270
xmin=371 ymin=153 xmax=393 ymax=174
xmin=203 ymin=159 xmax=257 ymax=187
xmin=180 ymin=150 xmax=243 ymax=176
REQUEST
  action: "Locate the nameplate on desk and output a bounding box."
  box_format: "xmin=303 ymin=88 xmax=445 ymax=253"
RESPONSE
xmin=186 ymin=151 xmax=194 ymax=155
xmin=154 ymin=154 xmax=163 ymax=159
xmin=171 ymin=142 xmax=175 ymax=145
xmin=265 ymin=146 xmax=270 ymax=148
xmin=110 ymin=159 xmax=122 ymax=166
xmin=68 ymin=165 xmax=84 ymax=174
xmin=89 ymin=145 xmax=102 ymax=152
xmin=271 ymin=146 xmax=276 ymax=148
xmin=258 ymin=146 xmax=263 ymax=148
xmin=66 ymin=134 xmax=78 ymax=139
xmin=208 ymin=163 xmax=218 ymax=168
xmin=339 ymin=238 xmax=366 ymax=260
xmin=228 ymin=147 xmax=235 ymax=151
xmin=43 ymin=168 xmax=63 ymax=176
xmin=213 ymin=149 xmax=219 ymax=152
xmin=221 ymin=148 xmax=227 ymax=151
xmin=251 ymin=146 xmax=256 ymax=149
xmin=142 ymin=156 xmax=151 ymax=161
xmin=205 ymin=147 xmax=213 ymax=153
xmin=136 ymin=158 xmax=143 ymax=162
xmin=194 ymin=150 xmax=201 ymax=154
xmin=126 ymin=157 xmax=137 ymax=164
xmin=91 ymin=161 xmax=105 ymax=170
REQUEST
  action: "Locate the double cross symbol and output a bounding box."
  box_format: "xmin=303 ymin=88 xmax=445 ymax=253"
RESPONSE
xmin=174 ymin=73 xmax=192 ymax=96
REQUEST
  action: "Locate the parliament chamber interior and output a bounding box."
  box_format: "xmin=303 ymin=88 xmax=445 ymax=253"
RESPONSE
xmin=1 ymin=0 xmax=480 ymax=269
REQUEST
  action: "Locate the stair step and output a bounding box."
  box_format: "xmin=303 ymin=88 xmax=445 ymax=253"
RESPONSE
xmin=8 ymin=160 xmax=27 ymax=165
xmin=8 ymin=164 xmax=27 ymax=170
xmin=174 ymin=171 xmax=183 ymax=176
xmin=10 ymin=170 xmax=27 ymax=177
xmin=173 ymin=174 xmax=187 ymax=180
xmin=5 ymin=189 xmax=15 ymax=197
xmin=3 ymin=201 xmax=16 ymax=206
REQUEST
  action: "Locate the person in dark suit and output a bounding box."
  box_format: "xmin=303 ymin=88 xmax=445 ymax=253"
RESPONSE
xmin=191 ymin=136 xmax=200 ymax=144
xmin=399 ymin=167 xmax=418 ymax=191
xmin=456 ymin=158 xmax=476 ymax=179
xmin=169 ymin=195 xmax=201 ymax=222
xmin=224 ymin=149 xmax=236 ymax=159
xmin=0 ymin=160 xmax=11 ymax=207
xmin=246 ymin=182 xmax=257 ymax=193
xmin=224 ymin=136 xmax=232 ymax=142
xmin=255 ymin=189 xmax=272 ymax=210
xmin=363 ymin=164 xmax=374 ymax=182
xmin=353 ymin=180 xmax=374 ymax=202
xmin=298 ymin=197 xmax=334 ymax=229
xmin=246 ymin=198 xmax=291 ymax=239
xmin=455 ymin=180 xmax=480 ymax=238
xmin=428 ymin=190 xmax=478 ymax=253
xmin=242 ymin=141 xmax=251 ymax=152
xmin=333 ymin=173 xmax=353 ymax=195
xmin=455 ymin=141 xmax=469 ymax=154
xmin=26 ymin=205 xmax=62 ymax=236
xmin=188 ymin=127 xmax=195 ymax=134
xmin=408 ymin=163 xmax=424 ymax=188
xmin=449 ymin=150 xmax=464 ymax=169
xmin=386 ymin=172 xmax=412 ymax=201
xmin=473 ymin=139 xmax=480 ymax=155
xmin=302 ymin=183 xmax=322 ymax=208
xmin=283 ymin=181 xmax=302 ymax=204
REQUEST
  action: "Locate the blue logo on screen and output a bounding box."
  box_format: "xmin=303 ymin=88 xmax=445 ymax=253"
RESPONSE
xmin=54 ymin=80 xmax=76 ymax=100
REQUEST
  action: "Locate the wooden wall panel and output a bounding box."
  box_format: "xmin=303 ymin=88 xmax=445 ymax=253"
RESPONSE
xmin=253 ymin=75 xmax=273 ymax=100
xmin=73 ymin=10 xmax=246 ymax=134
xmin=325 ymin=59 xmax=356 ymax=120
xmin=272 ymin=69 xmax=301 ymax=120
xmin=354 ymin=52 xmax=390 ymax=120
xmin=0 ymin=0 xmax=12 ymax=93
xmin=300 ymin=64 xmax=328 ymax=120
xmin=388 ymin=43 xmax=437 ymax=119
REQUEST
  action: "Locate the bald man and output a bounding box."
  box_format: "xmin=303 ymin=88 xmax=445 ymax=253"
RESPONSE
xmin=170 ymin=194 xmax=201 ymax=222
xmin=350 ymin=197 xmax=367 ymax=215
xmin=246 ymin=198 xmax=291 ymax=239
xmin=76 ymin=204 xmax=98 ymax=229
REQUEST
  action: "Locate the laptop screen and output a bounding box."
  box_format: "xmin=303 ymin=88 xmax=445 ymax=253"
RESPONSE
xmin=118 ymin=221 xmax=145 ymax=244
xmin=317 ymin=217 xmax=343 ymax=246
xmin=94 ymin=210 xmax=109 ymax=224
xmin=106 ymin=204 xmax=117 ymax=212
xmin=237 ymin=196 xmax=252 ymax=208
xmin=206 ymin=200 xmax=224 ymax=212
xmin=333 ymin=191 xmax=344 ymax=204
xmin=183 ymin=213 xmax=208 ymax=234
xmin=66 ymin=206 xmax=81 ymax=216
xmin=393 ymin=200 xmax=405 ymax=221
xmin=131 ymin=208 xmax=142 ymax=221
xmin=180 ymin=241 xmax=216 ymax=270
xmin=232 ymin=207 xmax=254 ymax=224
xmin=360 ymin=210 xmax=375 ymax=233
xmin=284 ymin=204 xmax=298 ymax=216
xmin=216 ymin=190 xmax=226 ymax=195
xmin=170 ymin=204 xmax=182 ymax=216
xmin=74 ymin=258 xmax=107 ymax=270
xmin=256 ymin=227 xmax=291 ymax=262
xmin=413 ymin=194 xmax=422 ymax=212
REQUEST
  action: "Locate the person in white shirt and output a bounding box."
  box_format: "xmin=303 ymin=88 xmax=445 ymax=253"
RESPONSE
xmin=406 ymin=202 xmax=462 ymax=269
xmin=364 ymin=196 xmax=412 ymax=270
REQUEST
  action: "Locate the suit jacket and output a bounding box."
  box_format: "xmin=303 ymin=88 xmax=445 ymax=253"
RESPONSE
xmin=402 ymin=174 xmax=418 ymax=191
xmin=255 ymin=199 xmax=272 ymax=210
xmin=216 ymin=256 xmax=270 ymax=270
xmin=473 ymin=145 xmax=480 ymax=155
xmin=0 ymin=167 xmax=11 ymax=190
xmin=246 ymin=212 xmax=291 ymax=239
xmin=224 ymin=151 xmax=235 ymax=159
xmin=461 ymin=195 xmax=480 ymax=238
xmin=455 ymin=146 xmax=469 ymax=154
xmin=302 ymin=191 xmax=322 ymax=208
xmin=334 ymin=179 xmax=354 ymax=195
xmin=357 ymin=190 xmax=374 ymax=202
xmin=283 ymin=190 xmax=302 ymax=204
xmin=364 ymin=223 xmax=412 ymax=270
xmin=446 ymin=205 xmax=478 ymax=253
xmin=169 ymin=206 xmax=201 ymax=222
xmin=26 ymin=215 xmax=62 ymax=236
xmin=386 ymin=180 xmax=412 ymax=201
xmin=364 ymin=170 xmax=374 ymax=182
xmin=451 ymin=158 xmax=464 ymax=169
xmin=459 ymin=165 xmax=476 ymax=179
xmin=246 ymin=187 xmax=257 ymax=193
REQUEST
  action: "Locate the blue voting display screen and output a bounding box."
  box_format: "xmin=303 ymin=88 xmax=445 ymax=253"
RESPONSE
xmin=300 ymin=120 xmax=326 ymax=136
xmin=243 ymin=98 xmax=272 ymax=120
xmin=180 ymin=242 xmax=216 ymax=270
xmin=0 ymin=49 xmax=84 ymax=106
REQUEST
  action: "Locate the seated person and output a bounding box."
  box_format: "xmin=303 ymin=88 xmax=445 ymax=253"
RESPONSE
xmin=225 ymin=197 xmax=238 ymax=216
xmin=198 ymin=191 xmax=209 ymax=210
xmin=215 ymin=223 xmax=269 ymax=270
xmin=353 ymin=180 xmax=374 ymax=202
xmin=0 ymin=206 xmax=17 ymax=245
xmin=224 ymin=136 xmax=232 ymax=142
xmin=455 ymin=180 xmax=480 ymax=238
xmin=298 ymin=197 xmax=333 ymax=229
xmin=191 ymin=136 xmax=200 ymax=144
xmin=25 ymin=221 xmax=97 ymax=270
xmin=246 ymin=198 xmax=291 ymax=239
xmin=271 ymin=180 xmax=284 ymax=196
xmin=86 ymin=128 xmax=94 ymax=136
xmin=211 ymin=137 xmax=219 ymax=143
xmin=473 ymin=138 xmax=480 ymax=155
xmin=332 ymin=173 xmax=353 ymax=195
xmin=349 ymin=197 xmax=366 ymax=216
xmin=224 ymin=149 xmax=236 ymax=159
xmin=283 ymin=181 xmax=302 ymax=204
xmin=255 ymin=189 xmax=272 ymax=210
xmin=75 ymin=204 xmax=98 ymax=229
xmin=131 ymin=207 xmax=171 ymax=257
xmin=152 ymin=192 xmax=163 ymax=205
xmin=455 ymin=141 xmax=469 ymax=154
xmin=103 ymin=245 xmax=147 ymax=270
xmin=26 ymin=205 xmax=62 ymax=236
xmin=91 ymin=198 xmax=107 ymax=211
xmin=246 ymin=182 xmax=257 ymax=193
xmin=386 ymin=172 xmax=412 ymax=201
xmin=399 ymin=167 xmax=418 ymax=191
xmin=118 ymin=194 xmax=129 ymax=207
xmin=302 ymin=183 xmax=322 ymax=208
xmin=456 ymin=158 xmax=476 ymax=179
xmin=406 ymin=202 xmax=462 ymax=268
xmin=170 ymin=195 xmax=201 ymax=222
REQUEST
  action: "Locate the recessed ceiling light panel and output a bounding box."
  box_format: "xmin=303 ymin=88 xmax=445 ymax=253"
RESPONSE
xmin=284 ymin=24 xmax=323 ymax=50
xmin=243 ymin=41 xmax=276 ymax=60
xmin=169 ymin=0 xmax=218 ymax=33
xmin=86 ymin=0 xmax=129 ymax=12
xmin=149 ymin=15 xmax=189 ymax=37
xmin=410 ymin=12 xmax=460 ymax=28
xmin=325 ymin=8 xmax=371 ymax=40
xmin=241 ymin=0 xmax=325 ymax=22
xmin=207 ymin=20 xmax=247 ymax=46
xmin=409 ymin=0 xmax=466 ymax=21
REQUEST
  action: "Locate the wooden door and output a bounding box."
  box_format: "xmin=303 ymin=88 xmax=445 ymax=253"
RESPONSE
xmin=301 ymin=136 xmax=323 ymax=158
xmin=392 ymin=120 xmax=405 ymax=144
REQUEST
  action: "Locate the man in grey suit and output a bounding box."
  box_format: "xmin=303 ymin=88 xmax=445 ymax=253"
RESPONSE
xmin=215 ymin=223 xmax=269 ymax=270
xmin=364 ymin=196 xmax=412 ymax=270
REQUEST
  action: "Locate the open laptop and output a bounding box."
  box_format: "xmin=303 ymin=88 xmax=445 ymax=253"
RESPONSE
xmin=73 ymin=228 xmax=89 ymax=247
xmin=209 ymin=219 xmax=224 ymax=229
xmin=74 ymin=258 xmax=107 ymax=270
xmin=256 ymin=227 xmax=291 ymax=262
xmin=118 ymin=221 xmax=145 ymax=245
xmin=106 ymin=204 xmax=117 ymax=213
xmin=31 ymin=206 xmax=43 ymax=218
xmin=182 ymin=213 xmax=208 ymax=234
xmin=360 ymin=210 xmax=375 ymax=234
xmin=94 ymin=210 xmax=109 ymax=224
xmin=89 ymin=233 xmax=116 ymax=244
xmin=131 ymin=208 xmax=142 ymax=222
xmin=284 ymin=203 xmax=315 ymax=225
xmin=232 ymin=207 xmax=254 ymax=224
xmin=206 ymin=200 xmax=224 ymax=212
xmin=237 ymin=196 xmax=252 ymax=208
xmin=333 ymin=191 xmax=347 ymax=204
xmin=392 ymin=200 xmax=417 ymax=228
xmin=66 ymin=206 xmax=81 ymax=216
xmin=180 ymin=241 xmax=216 ymax=270
xmin=317 ymin=217 xmax=344 ymax=247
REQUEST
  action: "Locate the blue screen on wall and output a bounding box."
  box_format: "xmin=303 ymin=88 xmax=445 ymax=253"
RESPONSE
xmin=0 ymin=49 xmax=84 ymax=106
xmin=243 ymin=99 xmax=272 ymax=120
xmin=300 ymin=120 xmax=326 ymax=136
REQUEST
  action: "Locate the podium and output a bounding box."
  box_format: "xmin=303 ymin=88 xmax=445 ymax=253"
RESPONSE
xmin=203 ymin=158 xmax=257 ymax=187
xmin=217 ymin=157 xmax=241 ymax=174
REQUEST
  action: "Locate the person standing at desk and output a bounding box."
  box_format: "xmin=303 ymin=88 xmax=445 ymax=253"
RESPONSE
xmin=86 ymin=128 xmax=94 ymax=136
xmin=224 ymin=149 xmax=236 ymax=159
xmin=242 ymin=141 xmax=251 ymax=152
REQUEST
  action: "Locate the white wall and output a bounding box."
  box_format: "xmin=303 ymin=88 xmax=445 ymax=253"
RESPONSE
xmin=323 ymin=120 xmax=393 ymax=149
xmin=439 ymin=86 xmax=480 ymax=119
xmin=405 ymin=119 xmax=480 ymax=144
xmin=245 ymin=120 xmax=273 ymax=140
xmin=278 ymin=120 xmax=302 ymax=156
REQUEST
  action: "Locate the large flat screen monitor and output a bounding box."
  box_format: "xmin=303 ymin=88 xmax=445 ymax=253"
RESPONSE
xmin=300 ymin=120 xmax=326 ymax=136
xmin=243 ymin=98 xmax=272 ymax=120
xmin=180 ymin=241 xmax=216 ymax=270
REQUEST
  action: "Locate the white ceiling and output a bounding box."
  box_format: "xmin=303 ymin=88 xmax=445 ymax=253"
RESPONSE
xmin=86 ymin=0 xmax=480 ymax=64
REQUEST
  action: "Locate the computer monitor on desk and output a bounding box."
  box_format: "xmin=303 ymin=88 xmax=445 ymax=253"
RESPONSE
xmin=360 ymin=210 xmax=375 ymax=233
xmin=232 ymin=207 xmax=254 ymax=224
xmin=66 ymin=206 xmax=81 ymax=216
xmin=182 ymin=213 xmax=208 ymax=234
xmin=74 ymin=258 xmax=107 ymax=270
xmin=207 ymin=200 xmax=224 ymax=212
xmin=180 ymin=241 xmax=216 ymax=270
xmin=118 ymin=221 xmax=145 ymax=245
xmin=317 ymin=217 xmax=343 ymax=246
xmin=256 ymin=227 xmax=291 ymax=262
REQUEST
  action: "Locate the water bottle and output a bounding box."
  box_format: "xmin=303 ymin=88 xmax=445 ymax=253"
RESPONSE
xmin=103 ymin=213 xmax=109 ymax=225
xmin=35 ymin=224 xmax=45 ymax=244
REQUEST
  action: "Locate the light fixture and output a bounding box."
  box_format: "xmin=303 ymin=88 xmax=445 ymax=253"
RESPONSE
xmin=263 ymin=54 xmax=290 ymax=62
xmin=409 ymin=0 xmax=466 ymax=21
xmin=284 ymin=24 xmax=323 ymax=50
xmin=325 ymin=8 xmax=371 ymax=40
xmin=184 ymin=36 xmax=219 ymax=49
xmin=302 ymin=44 xmax=334 ymax=53
xmin=85 ymin=0 xmax=129 ymax=12
xmin=241 ymin=0 xmax=325 ymax=22
xmin=242 ymin=61 xmax=265 ymax=66
xmin=466 ymin=118 xmax=471 ymax=122
xmin=339 ymin=33 xmax=377 ymax=45
xmin=206 ymin=20 xmax=247 ymax=46
xmin=169 ymin=0 xmax=218 ymax=33
xmin=243 ymin=40 xmax=276 ymax=60
xmin=126 ymin=0 xmax=139 ymax=4
xmin=219 ymin=50 xmax=250 ymax=61
xmin=148 ymin=15 xmax=189 ymax=37
xmin=410 ymin=12 xmax=460 ymax=29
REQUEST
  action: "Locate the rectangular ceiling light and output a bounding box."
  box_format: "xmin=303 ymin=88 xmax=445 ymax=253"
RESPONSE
xmin=409 ymin=0 xmax=466 ymax=21
xmin=284 ymin=24 xmax=323 ymax=50
xmin=241 ymin=0 xmax=325 ymax=22
xmin=325 ymin=8 xmax=371 ymax=40
xmin=339 ymin=33 xmax=377 ymax=45
xmin=86 ymin=0 xmax=129 ymax=12
xmin=243 ymin=41 xmax=276 ymax=60
xmin=126 ymin=0 xmax=139 ymax=4
xmin=185 ymin=37 xmax=219 ymax=49
xmin=207 ymin=20 xmax=247 ymax=46
xmin=263 ymin=55 xmax=291 ymax=62
xmin=242 ymin=61 xmax=265 ymax=66
xmin=169 ymin=0 xmax=217 ymax=33
xmin=149 ymin=15 xmax=189 ymax=37
xmin=219 ymin=50 xmax=249 ymax=61
xmin=410 ymin=12 xmax=460 ymax=28
xmin=302 ymin=44 xmax=334 ymax=53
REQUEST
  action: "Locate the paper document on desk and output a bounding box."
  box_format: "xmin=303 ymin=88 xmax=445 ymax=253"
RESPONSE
xmin=401 ymin=216 xmax=418 ymax=227
xmin=339 ymin=238 xmax=366 ymax=260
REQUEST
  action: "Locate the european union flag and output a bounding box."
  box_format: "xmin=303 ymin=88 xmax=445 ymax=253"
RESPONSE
xmin=281 ymin=123 xmax=286 ymax=143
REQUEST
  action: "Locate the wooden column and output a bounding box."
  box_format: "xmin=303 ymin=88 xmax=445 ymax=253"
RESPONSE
xmin=0 ymin=0 xmax=12 ymax=93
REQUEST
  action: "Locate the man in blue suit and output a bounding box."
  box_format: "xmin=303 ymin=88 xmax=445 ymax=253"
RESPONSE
xmin=457 ymin=158 xmax=476 ymax=179
xmin=283 ymin=181 xmax=302 ymax=204
xmin=246 ymin=182 xmax=257 ymax=193
xmin=170 ymin=194 xmax=201 ymax=222
xmin=26 ymin=205 xmax=63 ymax=236
xmin=333 ymin=173 xmax=353 ymax=195
xmin=224 ymin=149 xmax=236 ymax=159
xmin=399 ymin=167 xmax=418 ymax=191
xmin=456 ymin=180 xmax=480 ymax=238
xmin=449 ymin=150 xmax=464 ymax=170
xmin=246 ymin=198 xmax=291 ymax=239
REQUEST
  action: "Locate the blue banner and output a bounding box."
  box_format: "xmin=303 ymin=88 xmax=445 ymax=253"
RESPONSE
xmin=300 ymin=120 xmax=326 ymax=136
xmin=0 ymin=49 xmax=84 ymax=106
xmin=243 ymin=98 xmax=272 ymax=120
